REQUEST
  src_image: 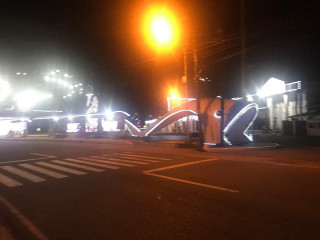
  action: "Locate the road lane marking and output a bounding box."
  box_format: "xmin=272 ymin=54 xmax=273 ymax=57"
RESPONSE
xmin=64 ymin=159 xmax=120 ymax=170
xmin=80 ymin=157 xmax=135 ymax=167
xmin=111 ymin=155 xmax=159 ymax=163
xmin=143 ymin=159 xmax=239 ymax=193
xmin=113 ymin=153 xmax=171 ymax=161
xmin=31 ymin=153 xmax=56 ymax=158
xmin=0 ymin=166 xmax=46 ymax=183
xmin=52 ymin=160 xmax=105 ymax=172
xmin=91 ymin=156 xmax=149 ymax=165
xmin=0 ymin=153 xmax=56 ymax=165
xmin=108 ymin=157 xmax=149 ymax=165
xmin=145 ymin=172 xmax=239 ymax=193
xmin=36 ymin=162 xmax=87 ymax=175
xmin=19 ymin=163 xmax=68 ymax=179
xmin=0 ymin=194 xmax=48 ymax=240
xmin=0 ymin=173 xmax=22 ymax=187
xmin=144 ymin=159 xmax=219 ymax=173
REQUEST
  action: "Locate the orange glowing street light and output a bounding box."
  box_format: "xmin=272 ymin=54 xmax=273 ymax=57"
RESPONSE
xmin=142 ymin=5 xmax=181 ymax=52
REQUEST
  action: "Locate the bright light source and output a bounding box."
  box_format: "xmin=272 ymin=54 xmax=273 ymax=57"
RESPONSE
xmin=23 ymin=73 xmax=27 ymax=75
xmin=0 ymin=79 xmax=11 ymax=103
xmin=246 ymin=95 xmax=254 ymax=102
xmin=56 ymin=69 xmax=60 ymax=72
xmin=44 ymin=76 xmax=50 ymax=81
xmin=258 ymin=77 xmax=285 ymax=98
xmin=50 ymin=71 xmax=56 ymax=75
xmin=53 ymin=117 xmax=59 ymax=121
xmin=63 ymin=96 xmax=67 ymax=99
xmin=105 ymin=110 xmax=113 ymax=120
xmin=67 ymin=93 xmax=72 ymax=97
xmin=64 ymin=74 xmax=69 ymax=77
xmin=152 ymin=18 xmax=171 ymax=43
xmin=75 ymin=85 xmax=78 ymax=88
xmin=69 ymin=85 xmax=73 ymax=89
xmin=14 ymin=90 xmax=53 ymax=111
xmin=143 ymin=5 xmax=181 ymax=51
xmin=16 ymin=72 xmax=21 ymax=75
xmin=79 ymin=83 xmax=82 ymax=86
xmin=68 ymin=115 xmax=73 ymax=121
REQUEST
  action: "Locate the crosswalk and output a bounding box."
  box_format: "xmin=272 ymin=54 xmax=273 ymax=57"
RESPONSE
xmin=0 ymin=153 xmax=171 ymax=188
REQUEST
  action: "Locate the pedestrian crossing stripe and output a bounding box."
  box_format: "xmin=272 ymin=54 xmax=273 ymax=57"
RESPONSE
xmin=64 ymin=158 xmax=120 ymax=170
xmin=19 ymin=163 xmax=68 ymax=179
xmin=1 ymin=166 xmax=46 ymax=182
xmin=112 ymin=153 xmax=171 ymax=161
xmin=36 ymin=162 xmax=87 ymax=175
xmin=0 ymin=153 xmax=172 ymax=188
xmin=91 ymin=156 xmax=149 ymax=165
xmin=79 ymin=157 xmax=135 ymax=167
xmin=106 ymin=155 xmax=159 ymax=163
xmin=0 ymin=173 xmax=22 ymax=187
xmin=52 ymin=160 xmax=105 ymax=172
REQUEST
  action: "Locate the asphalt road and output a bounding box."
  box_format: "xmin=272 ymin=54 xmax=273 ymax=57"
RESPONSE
xmin=0 ymin=140 xmax=319 ymax=240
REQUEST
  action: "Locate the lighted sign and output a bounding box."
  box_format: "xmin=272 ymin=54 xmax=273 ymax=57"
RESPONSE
xmin=67 ymin=123 xmax=81 ymax=133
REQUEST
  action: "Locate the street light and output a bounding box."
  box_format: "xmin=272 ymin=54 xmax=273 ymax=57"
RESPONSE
xmin=142 ymin=5 xmax=181 ymax=52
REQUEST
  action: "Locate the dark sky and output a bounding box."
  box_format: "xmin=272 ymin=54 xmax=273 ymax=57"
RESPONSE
xmin=0 ymin=0 xmax=319 ymax=116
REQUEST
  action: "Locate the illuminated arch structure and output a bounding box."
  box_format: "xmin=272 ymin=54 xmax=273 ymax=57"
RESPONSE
xmin=125 ymin=98 xmax=258 ymax=147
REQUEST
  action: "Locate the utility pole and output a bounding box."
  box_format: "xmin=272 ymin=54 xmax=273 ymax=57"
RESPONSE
xmin=193 ymin=46 xmax=204 ymax=149
xmin=241 ymin=0 xmax=246 ymax=98
xmin=183 ymin=45 xmax=191 ymax=144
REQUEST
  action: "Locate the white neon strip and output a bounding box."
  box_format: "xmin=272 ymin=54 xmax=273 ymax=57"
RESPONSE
xmin=125 ymin=119 xmax=140 ymax=136
xmin=33 ymin=110 xmax=131 ymax=120
xmin=285 ymin=81 xmax=301 ymax=85
xmin=213 ymin=111 xmax=221 ymax=119
xmin=223 ymin=103 xmax=258 ymax=145
xmin=243 ymin=105 xmax=259 ymax=142
xmin=203 ymin=143 xmax=217 ymax=146
xmin=112 ymin=111 xmax=130 ymax=117
xmin=144 ymin=109 xmax=197 ymax=136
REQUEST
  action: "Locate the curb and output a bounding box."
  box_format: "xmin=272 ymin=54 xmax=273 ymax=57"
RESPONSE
xmin=0 ymin=138 xmax=133 ymax=146
xmin=203 ymin=143 xmax=280 ymax=152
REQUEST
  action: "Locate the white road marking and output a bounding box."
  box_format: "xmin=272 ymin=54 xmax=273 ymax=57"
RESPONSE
xmin=110 ymin=155 xmax=159 ymax=163
xmin=1 ymin=166 xmax=46 ymax=183
xmin=144 ymin=159 xmax=239 ymax=193
xmin=30 ymin=153 xmax=56 ymax=158
xmin=80 ymin=157 xmax=135 ymax=167
xmin=0 ymin=153 xmax=56 ymax=165
xmin=36 ymin=162 xmax=87 ymax=175
xmin=114 ymin=153 xmax=171 ymax=161
xmin=0 ymin=194 xmax=48 ymax=240
xmin=19 ymin=163 xmax=67 ymax=179
xmin=64 ymin=159 xmax=120 ymax=170
xmin=90 ymin=156 xmax=148 ymax=165
xmin=52 ymin=160 xmax=105 ymax=172
xmin=108 ymin=157 xmax=149 ymax=165
xmin=0 ymin=173 xmax=22 ymax=187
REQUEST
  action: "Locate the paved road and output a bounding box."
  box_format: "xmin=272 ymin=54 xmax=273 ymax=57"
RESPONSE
xmin=0 ymin=140 xmax=319 ymax=239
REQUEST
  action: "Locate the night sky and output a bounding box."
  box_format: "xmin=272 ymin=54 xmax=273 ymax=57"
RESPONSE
xmin=1 ymin=0 xmax=319 ymax=117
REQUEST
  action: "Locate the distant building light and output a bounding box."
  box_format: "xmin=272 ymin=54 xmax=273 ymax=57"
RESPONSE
xmin=44 ymin=76 xmax=50 ymax=81
xmin=53 ymin=117 xmax=59 ymax=121
xmin=56 ymin=69 xmax=60 ymax=72
xmin=23 ymin=73 xmax=27 ymax=75
xmin=64 ymin=74 xmax=69 ymax=77
xmin=50 ymin=71 xmax=56 ymax=75
xmin=16 ymin=72 xmax=21 ymax=75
